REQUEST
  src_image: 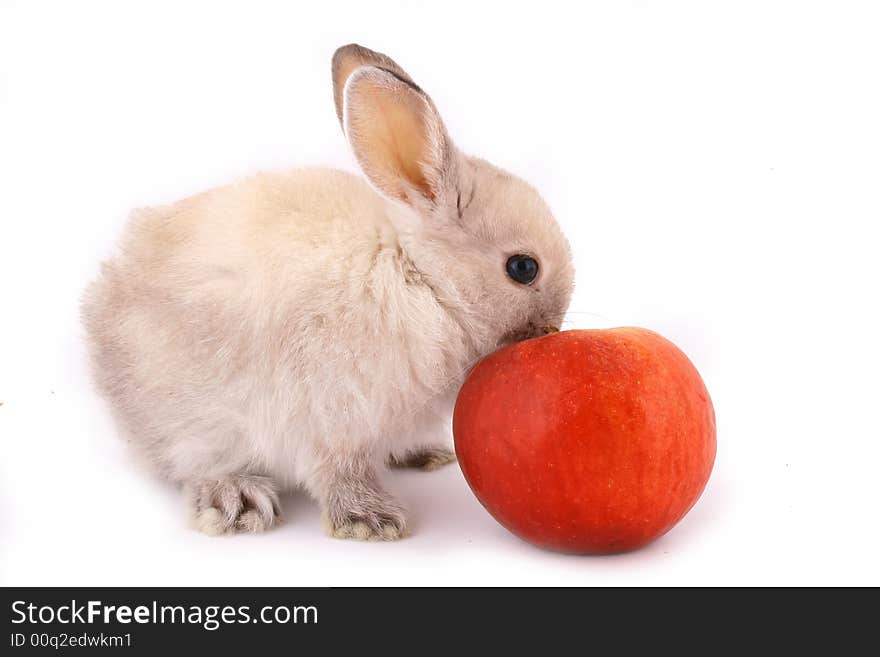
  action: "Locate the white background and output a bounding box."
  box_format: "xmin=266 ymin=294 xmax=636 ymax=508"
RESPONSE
xmin=1 ymin=0 xmax=878 ymax=586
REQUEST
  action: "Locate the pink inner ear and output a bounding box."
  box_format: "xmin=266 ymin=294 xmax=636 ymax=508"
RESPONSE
xmin=332 ymin=45 xmax=417 ymax=129
xmin=346 ymin=73 xmax=437 ymax=202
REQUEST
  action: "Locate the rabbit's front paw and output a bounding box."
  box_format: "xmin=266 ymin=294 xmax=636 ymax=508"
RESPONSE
xmin=322 ymin=502 xmax=407 ymax=541
xmin=188 ymin=475 xmax=281 ymax=536
xmin=389 ymin=446 xmax=457 ymax=472
xmin=321 ymin=478 xmax=407 ymax=541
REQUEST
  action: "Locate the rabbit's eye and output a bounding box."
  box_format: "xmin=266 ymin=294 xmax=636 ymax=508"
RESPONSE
xmin=506 ymin=255 xmax=539 ymax=285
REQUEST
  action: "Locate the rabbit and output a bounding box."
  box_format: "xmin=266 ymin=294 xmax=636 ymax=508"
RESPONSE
xmin=81 ymin=44 xmax=574 ymax=540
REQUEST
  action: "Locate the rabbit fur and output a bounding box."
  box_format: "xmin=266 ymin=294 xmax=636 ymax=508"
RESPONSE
xmin=82 ymin=44 xmax=574 ymax=540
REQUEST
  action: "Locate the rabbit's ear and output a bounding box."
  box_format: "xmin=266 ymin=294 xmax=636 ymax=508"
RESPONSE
xmin=341 ymin=65 xmax=455 ymax=204
xmin=332 ymin=44 xmax=417 ymax=129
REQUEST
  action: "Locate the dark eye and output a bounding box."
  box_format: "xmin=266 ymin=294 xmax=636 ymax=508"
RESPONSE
xmin=506 ymin=254 xmax=539 ymax=285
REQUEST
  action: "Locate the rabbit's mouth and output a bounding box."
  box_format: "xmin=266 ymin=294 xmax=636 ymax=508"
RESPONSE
xmin=500 ymin=323 xmax=559 ymax=346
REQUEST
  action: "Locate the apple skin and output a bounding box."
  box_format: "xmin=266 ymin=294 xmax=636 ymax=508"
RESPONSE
xmin=453 ymin=328 xmax=716 ymax=554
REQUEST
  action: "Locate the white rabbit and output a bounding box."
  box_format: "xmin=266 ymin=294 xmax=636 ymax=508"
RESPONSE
xmin=82 ymin=44 xmax=574 ymax=540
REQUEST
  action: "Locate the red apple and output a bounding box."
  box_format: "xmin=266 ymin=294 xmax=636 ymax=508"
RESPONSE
xmin=453 ymin=328 xmax=716 ymax=554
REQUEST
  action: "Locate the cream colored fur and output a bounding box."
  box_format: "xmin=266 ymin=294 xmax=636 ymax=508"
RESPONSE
xmin=82 ymin=44 xmax=574 ymax=540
